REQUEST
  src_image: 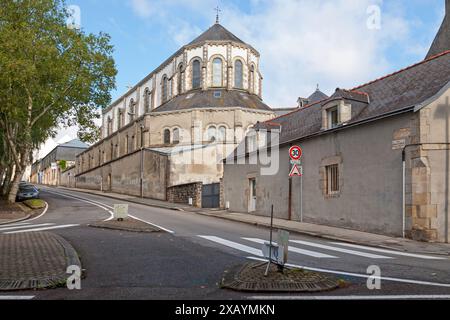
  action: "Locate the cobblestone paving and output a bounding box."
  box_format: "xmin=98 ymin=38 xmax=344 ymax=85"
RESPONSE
xmin=0 ymin=232 xmax=80 ymax=290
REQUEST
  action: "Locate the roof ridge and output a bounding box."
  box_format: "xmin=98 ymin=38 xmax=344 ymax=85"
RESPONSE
xmin=265 ymin=98 xmax=327 ymax=124
xmin=352 ymin=50 xmax=450 ymax=91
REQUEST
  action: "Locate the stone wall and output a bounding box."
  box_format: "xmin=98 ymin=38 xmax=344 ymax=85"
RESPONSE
xmin=60 ymin=166 xmax=76 ymax=188
xmin=167 ymin=182 xmax=202 ymax=207
xmin=75 ymin=149 xmax=169 ymax=201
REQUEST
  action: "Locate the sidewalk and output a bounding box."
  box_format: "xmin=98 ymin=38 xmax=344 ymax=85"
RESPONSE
xmin=0 ymin=201 xmax=31 ymax=225
xmin=55 ymin=186 xmax=450 ymax=256
xmin=0 ymin=232 xmax=81 ymax=291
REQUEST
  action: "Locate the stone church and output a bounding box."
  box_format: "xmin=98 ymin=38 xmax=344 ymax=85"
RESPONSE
xmin=72 ymin=21 xmax=275 ymax=207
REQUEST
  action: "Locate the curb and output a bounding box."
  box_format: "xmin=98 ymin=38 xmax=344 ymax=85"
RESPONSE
xmin=55 ymin=187 xmax=186 ymax=212
xmin=0 ymin=232 xmax=81 ymax=291
xmin=51 ymin=187 xmax=450 ymax=257
xmin=0 ymin=214 xmax=31 ymax=226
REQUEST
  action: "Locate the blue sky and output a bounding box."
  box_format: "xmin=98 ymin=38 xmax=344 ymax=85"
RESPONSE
xmin=69 ymin=0 xmax=446 ymax=107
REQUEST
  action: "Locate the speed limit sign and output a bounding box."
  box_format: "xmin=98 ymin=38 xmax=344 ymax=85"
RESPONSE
xmin=289 ymin=146 xmax=302 ymax=161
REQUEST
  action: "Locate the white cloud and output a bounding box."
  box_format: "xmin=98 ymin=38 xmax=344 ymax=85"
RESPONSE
xmin=128 ymin=0 xmax=424 ymax=107
xmin=130 ymin=0 xmax=154 ymax=18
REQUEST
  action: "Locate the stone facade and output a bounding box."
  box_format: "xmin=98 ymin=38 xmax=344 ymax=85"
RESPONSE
xmin=167 ymin=182 xmax=202 ymax=207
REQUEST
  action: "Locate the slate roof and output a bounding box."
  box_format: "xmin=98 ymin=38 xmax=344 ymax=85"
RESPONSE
xmin=59 ymin=139 xmax=89 ymax=149
xmin=426 ymin=1 xmax=450 ymax=58
xmin=307 ymin=89 xmax=329 ymax=104
xmin=188 ymin=23 xmax=246 ymax=46
xmin=152 ymin=89 xmax=272 ymax=113
xmin=262 ymin=51 xmax=450 ymax=145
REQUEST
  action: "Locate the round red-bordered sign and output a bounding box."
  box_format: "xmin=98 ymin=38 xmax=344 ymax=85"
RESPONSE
xmin=289 ymin=146 xmax=302 ymax=160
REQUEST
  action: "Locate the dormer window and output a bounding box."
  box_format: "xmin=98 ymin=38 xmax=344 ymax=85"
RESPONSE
xmin=328 ymin=106 xmax=339 ymax=129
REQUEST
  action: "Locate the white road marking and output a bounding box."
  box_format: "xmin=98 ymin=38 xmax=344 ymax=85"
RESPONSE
xmin=26 ymin=201 xmax=49 ymax=222
xmin=248 ymin=257 xmax=450 ymax=288
xmin=0 ymin=223 xmax=54 ymax=232
xmin=0 ymin=222 xmax=31 ymax=227
xmin=290 ymin=240 xmax=392 ymax=259
xmin=248 ymin=295 xmax=450 ymax=300
xmin=46 ymin=189 xmax=173 ymax=232
xmin=129 ymin=214 xmax=175 ymax=234
xmin=45 ymin=190 xmax=111 ymax=212
xmin=0 ymin=296 xmax=35 ymax=300
xmin=330 ymin=242 xmax=448 ymax=260
xmin=199 ymin=236 xmax=263 ymax=257
xmin=4 ymin=224 xmax=79 ymax=234
xmin=242 ymin=238 xmax=337 ymax=259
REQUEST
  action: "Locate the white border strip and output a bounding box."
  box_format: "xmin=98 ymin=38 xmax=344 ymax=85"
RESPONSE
xmin=0 ymin=296 xmax=35 ymax=300
xmin=129 ymin=214 xmax=174 ymax=234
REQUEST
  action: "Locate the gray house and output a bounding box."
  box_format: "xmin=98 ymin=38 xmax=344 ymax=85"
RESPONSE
xmin=223 ymin=5 xmax=450 ymax=243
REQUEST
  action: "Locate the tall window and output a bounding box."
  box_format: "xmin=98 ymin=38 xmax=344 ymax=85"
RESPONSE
xmin=177 ymin=64 xmax=183 ymax=94
xmin=144 ymin=88 xmax=151 ymax=113
xmin=163 ymin=129 xmax=171 ymax=144
xmin=162 ymin=75 xmax=168 ymax=103
xmin=212 ymin=58 xmax=223 ymax=87
xmin=129 ymin=99 xmax=136 ymax=122
xmin=328 ymin=106 xmax=339 ymax=129
xmin=234 ymin=60 xmax=243 ymax=89
xmin=118 ymin=109 xmax=124 ymax=128
xmin=192 ymin=59 xmax=201 ymax=89
xmin=207 ymin=126 xmax=217 ymax=142
xmin=326 ymin=164 xmax=340 ymax=195
xmin=173 ymin=128 xmax=180 ymax=144
xmin=218 ymin=126 xmax=227 ymax=142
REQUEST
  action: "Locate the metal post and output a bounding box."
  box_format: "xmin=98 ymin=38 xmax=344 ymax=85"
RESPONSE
xmin=402 ymin=150 xmax=406 ymax=238
xmin=300 ymin=174 xmax=303 ymax=223
xmin=264 ymin=205 xmax=274 ymax=277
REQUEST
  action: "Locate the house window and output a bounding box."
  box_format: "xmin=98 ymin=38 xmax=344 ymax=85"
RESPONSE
xmin=163 ymin=129 xmax=171 ymax=145
xmin=212 ymin=58 xmax=223 ymax=87
xmin=192 ymin=59 xmax=201 ymax=89
xmin=326 ymin=164 xmax=340 ymax=195
xmin=328 ymin=106 xmax=339 ymax=129
xmin=234 ymin=60 xmax=243 ymax=89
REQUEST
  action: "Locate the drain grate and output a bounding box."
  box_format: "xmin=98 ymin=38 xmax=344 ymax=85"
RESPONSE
xmin=221 ymin=262 xmax=342 ymax=293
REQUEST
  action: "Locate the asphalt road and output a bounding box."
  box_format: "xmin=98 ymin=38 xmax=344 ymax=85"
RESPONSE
xmin=2 ymin=187 xmax=450 ymax=300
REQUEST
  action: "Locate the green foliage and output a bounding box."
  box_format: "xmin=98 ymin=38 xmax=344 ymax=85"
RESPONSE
xmin=58 ymin=160 xmax=67 ymax=170
xmin=0 ymin=0 xmax=117 ymax=201
xmin=23 ymin=199 xmax=46 ymax=209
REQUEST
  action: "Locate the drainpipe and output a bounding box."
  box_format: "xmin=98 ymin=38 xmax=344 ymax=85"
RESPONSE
xmin=402 ymin=149 xmax=406 ymax=238
xmin=140 ymin=148 xmax=144 ymax=198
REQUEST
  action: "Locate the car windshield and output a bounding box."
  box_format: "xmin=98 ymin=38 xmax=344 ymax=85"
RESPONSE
xmin=20 ymin=186 xmax=36 ymax=192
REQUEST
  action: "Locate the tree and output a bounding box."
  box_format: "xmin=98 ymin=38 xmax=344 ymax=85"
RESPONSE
xmin=0 ymin=0 xmax=117 ymax=203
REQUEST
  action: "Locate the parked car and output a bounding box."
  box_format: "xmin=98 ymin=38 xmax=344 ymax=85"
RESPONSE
xmin=16 ymin=184 xmax=40 ymax=202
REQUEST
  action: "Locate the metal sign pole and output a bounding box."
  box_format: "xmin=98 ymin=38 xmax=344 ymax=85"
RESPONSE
xmin=300 ymin=172 xmax=303 ymax=223
xmin=264 ymin=205 xmax=274 ymax=277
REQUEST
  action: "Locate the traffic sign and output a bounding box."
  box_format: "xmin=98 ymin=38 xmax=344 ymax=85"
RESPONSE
xmin=289 ymin=164 xmax=303 ymax=177
xmin=289 ymin=146 xmax=302 ymax=161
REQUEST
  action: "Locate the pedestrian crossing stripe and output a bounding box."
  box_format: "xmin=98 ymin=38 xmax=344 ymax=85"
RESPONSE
xmin=2 ymin=224 xmax=79 ymax=234
xmin=0 ymin=223 xmax=54 ymax=232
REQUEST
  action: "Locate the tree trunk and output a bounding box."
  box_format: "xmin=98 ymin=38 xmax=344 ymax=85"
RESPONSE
xmin=7 ymin=166 xmax=23 ymax=203
xmin=2 ymin=165 xmax=13 ymax=196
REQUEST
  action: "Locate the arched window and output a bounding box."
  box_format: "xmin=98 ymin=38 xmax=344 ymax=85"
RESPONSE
xmin=234 ymin=60 xmax=243 ymax=89
xmin=177 ymin=64 xmax=183 ymax=94
xmin=249 ymin=65 xmax=255 ymax=93
xmin=163 ymin=129 xmax=171 ymax=145
xmin=162 ymin=75 xmax=168 ymax=103
xmin=144 ymin=88 xmax=151 ymax=113
xmin=118 ymin=109 xmax=124 ymax=128
xmin=173 ymin=128 xmax=180 ymax=144
xmin=192 ymin=59 xmax=201 ymax=89
xmin=218 ymin=126 xmax=227 ymax=142
xmin=129 ymin=99 xmax=136 ymax=122
xmin=107 ymin=117 xmax=112 ymax=136
xmin=212 ymin=58 xmax=223 ymax=87
xmin=207 ymin=126 xmax=217 ymax=142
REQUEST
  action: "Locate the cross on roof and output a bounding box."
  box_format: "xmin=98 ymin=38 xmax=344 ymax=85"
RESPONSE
xmin=214 ymin=5 xmax=221 ymax=24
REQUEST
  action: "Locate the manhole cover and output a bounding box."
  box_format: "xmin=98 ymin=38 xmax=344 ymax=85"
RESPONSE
xmin=220 ymin=262 xmax=342 ymax=292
